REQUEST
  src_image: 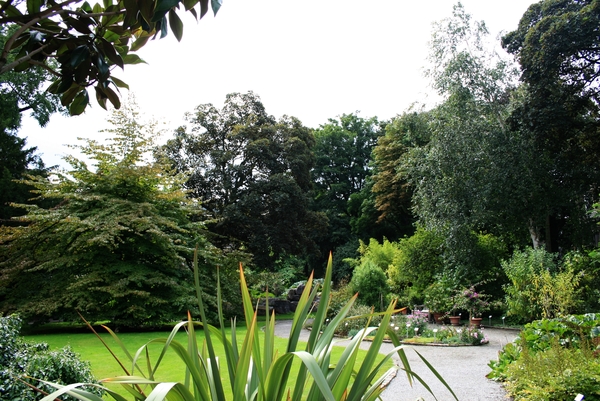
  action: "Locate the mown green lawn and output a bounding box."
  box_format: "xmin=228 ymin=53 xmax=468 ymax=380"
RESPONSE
xmin=25 ymin=324 xmax=395 ymax=399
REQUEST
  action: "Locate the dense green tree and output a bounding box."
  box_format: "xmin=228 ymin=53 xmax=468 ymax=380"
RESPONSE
xmin=158 ymin=92 xmax=326 ymax=271
xmin=502 ymin=0 xmax=600 ymax=251
xmin=1 ymin=26 xmax=63 ymax=224
xmin=0 ymin=0 xmax=222 ymax=113
xmin=363 ymin=110 xmax=432 ymax=240
xmin=0 ymin=132 xmax=47 ymax=222
xmin=0 ymin=101 xmax=219 ymax=327
xmin=311 ymin=113 xmax=386 ymax=274
xmin=401 ymin=4 xmax=539 ymax=279
xmin=387 ymin=227 xmax=445 ymax=306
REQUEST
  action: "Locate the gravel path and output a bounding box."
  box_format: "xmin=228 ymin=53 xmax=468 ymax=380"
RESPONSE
xmin=273 ymin=321 xmax=519 ymax=401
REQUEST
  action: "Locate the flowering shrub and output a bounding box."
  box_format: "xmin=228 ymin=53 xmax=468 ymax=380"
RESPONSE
xmin=452 ymin=285 xmax=491 ymax=318
xmin=431 ymin=325 xmax=488 ymax=345
xmin=389 ymin=311 xmax=430 ymax=338
xmin=407 ymin=310 xmax=430 ymax=332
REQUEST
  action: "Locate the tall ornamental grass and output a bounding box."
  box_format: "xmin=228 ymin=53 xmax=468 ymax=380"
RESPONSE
xmin=37 ymin=253 xmax=456 ymax=401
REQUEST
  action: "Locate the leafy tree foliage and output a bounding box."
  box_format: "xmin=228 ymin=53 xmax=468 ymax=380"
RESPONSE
xmin=399 ymin=4 xmax=541 ymax=280
xmin=0 ymin=101 xmax=218 ymax=327
xmin=311 ymin=113 xmax=386 ymax=273
xmin=366 ymin=110 xmax=432 ymax=240
xmin=0 ymin=131 xmax=47 ymax=222
xmin=0 ymin=25 xmax=64 ymax=128
xmin=503 ymin=0 xmax=600 ymax=110
xmin=0 ymin=0 xmax=222 ymax=113
xmin=158 ymin=92 xmax=326 ymax=271
xmin=502 ymin=0 xmax=600 ymax=251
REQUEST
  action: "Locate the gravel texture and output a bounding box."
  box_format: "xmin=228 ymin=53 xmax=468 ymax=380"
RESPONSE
xmin=273 ymin=321 xmax=519 ymax=401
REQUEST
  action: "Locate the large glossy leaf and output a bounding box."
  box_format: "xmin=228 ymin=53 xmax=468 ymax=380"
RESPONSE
xmin=123 ymin=54 xmax=146 ymax=65
xmin=69 ymin=89 xmax=89 ymax=115
xmin=123 ymin=0 xmax=139 ymax=27
xmin=100 ymin=38 xmax=124 ymax=68
xmin=94 ymin=54 xmax=110 ymax=80
xmin=152 ymin=0 xmax=180 ymax=22
xmin=211 ymin=0 xmax=221 ymax=15
xmin=65 ymin=16 xmax=93 ymax=34
xmin=198 ymin=0 xmax=208 ymax=18
xmin=131 ymin=34 xmax=151 ymax=52
xmin=183 ymin=0 xmax=199 ymax=12
xmin=26 ymin=0 xmax=43 ymax=15
xmin=95 ymin=86 xmax=108 ymax=109
xmin=104 ymin=85 xmax=121 ymax=109
xmin=69 ymin=45 xmax=90 ymax=68
xmin=61 ymin=85 xmax=82 ymax=106
xmin=168 ymin=9 xmax=183 ymax=41
xmin=110 ymin=76 xmax=130 ymax=89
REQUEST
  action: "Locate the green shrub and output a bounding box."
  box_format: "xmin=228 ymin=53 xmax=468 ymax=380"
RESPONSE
xmin=333 ymin=303 xmax=382 ymax=337
xmin=0 ymin=315 xmax=100 ymax=401
xmin=502 ymin=248 xmax=581 ymax=322
xmin=350 ymin=259 xmax=389 ymax=311
xmin=504 ymin=341 xmax=600 ymax=401
xmin=565 ymin=250 xmax=600 ymax=313
xmin=387 ymin=228 xmax=444 ymax=305
xmin=487 ymin=342 xmax=521 ymax=382
xmin=489 ymin=314 xmax=600 ymax=400
xmin=423 ymin=276 xmax=456 ymax=314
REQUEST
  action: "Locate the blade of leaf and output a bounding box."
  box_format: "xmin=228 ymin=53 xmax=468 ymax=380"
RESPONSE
xmin=168 ymin=9 xmax=184 ymax=41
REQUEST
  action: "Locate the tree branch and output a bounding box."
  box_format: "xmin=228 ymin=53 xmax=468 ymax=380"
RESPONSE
xmin=29 ymin=59 xmax=61 ymax=77
xmin=0 ymin=42 xmax=51 ymax=74
xmin=0 ymin=0 xmax=82 ymax=72
xmin=0 ymin=0 xmax=80 ymax=25
xmin=62 ymin=9 xmax=122 ymax=18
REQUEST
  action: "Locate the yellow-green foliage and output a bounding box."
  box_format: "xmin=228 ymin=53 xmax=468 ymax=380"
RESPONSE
xmin=386 ymin=228 xmax=444 ymax=306
xmin=503 ymin=248 xmax=581 ymax=322
xmin=504 ymin=339 xmax=600 ymax=401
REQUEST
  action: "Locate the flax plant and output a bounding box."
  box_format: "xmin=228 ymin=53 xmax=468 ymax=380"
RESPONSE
xmin=38 ymin=253 xmax=456 ymax=401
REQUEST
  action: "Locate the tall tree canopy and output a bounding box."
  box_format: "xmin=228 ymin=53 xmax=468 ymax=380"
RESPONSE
xmin=0 ymin=100 xmax=217 ymax=327
xmin=1 ymin=26 xmax=58 ymax=223
xmin=369 ymin=110 xmax=431 ymax=233
xmin=158 ymin=92 xmax=326 ymax=270
xmin=311 ymin=114 xmax=385 ymax=259
xmin=0 ymin=0 xmax=222 ymax=113
xmin=502 ymin=0 xmax=600 ymax=251
xmin=398 ymin=4 xmax=536 ymax=278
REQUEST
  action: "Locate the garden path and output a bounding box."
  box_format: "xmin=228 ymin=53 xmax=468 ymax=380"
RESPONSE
xmin=273 ymin=321 xmax=519 ymax=401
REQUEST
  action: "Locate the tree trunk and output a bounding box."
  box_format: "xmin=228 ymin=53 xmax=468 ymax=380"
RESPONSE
xmin=529 ymin=219 xmax=543 ymax=249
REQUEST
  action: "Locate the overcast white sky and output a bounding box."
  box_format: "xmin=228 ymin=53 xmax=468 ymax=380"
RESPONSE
xmin=19 ymin=0 xmax=536 ymax=168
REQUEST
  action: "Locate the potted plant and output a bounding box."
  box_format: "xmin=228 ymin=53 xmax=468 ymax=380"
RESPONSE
xmin=452 ymin=285 xmax=490 ymax=327
xmin=424 ymin=282 xmax=454 ymax=324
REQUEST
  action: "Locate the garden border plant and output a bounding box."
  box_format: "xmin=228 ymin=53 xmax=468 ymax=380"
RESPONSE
xmin=488 ymin=313 xmax=600 ymax=400
xmin=34 ymin=252 xmax=458 ymax=401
